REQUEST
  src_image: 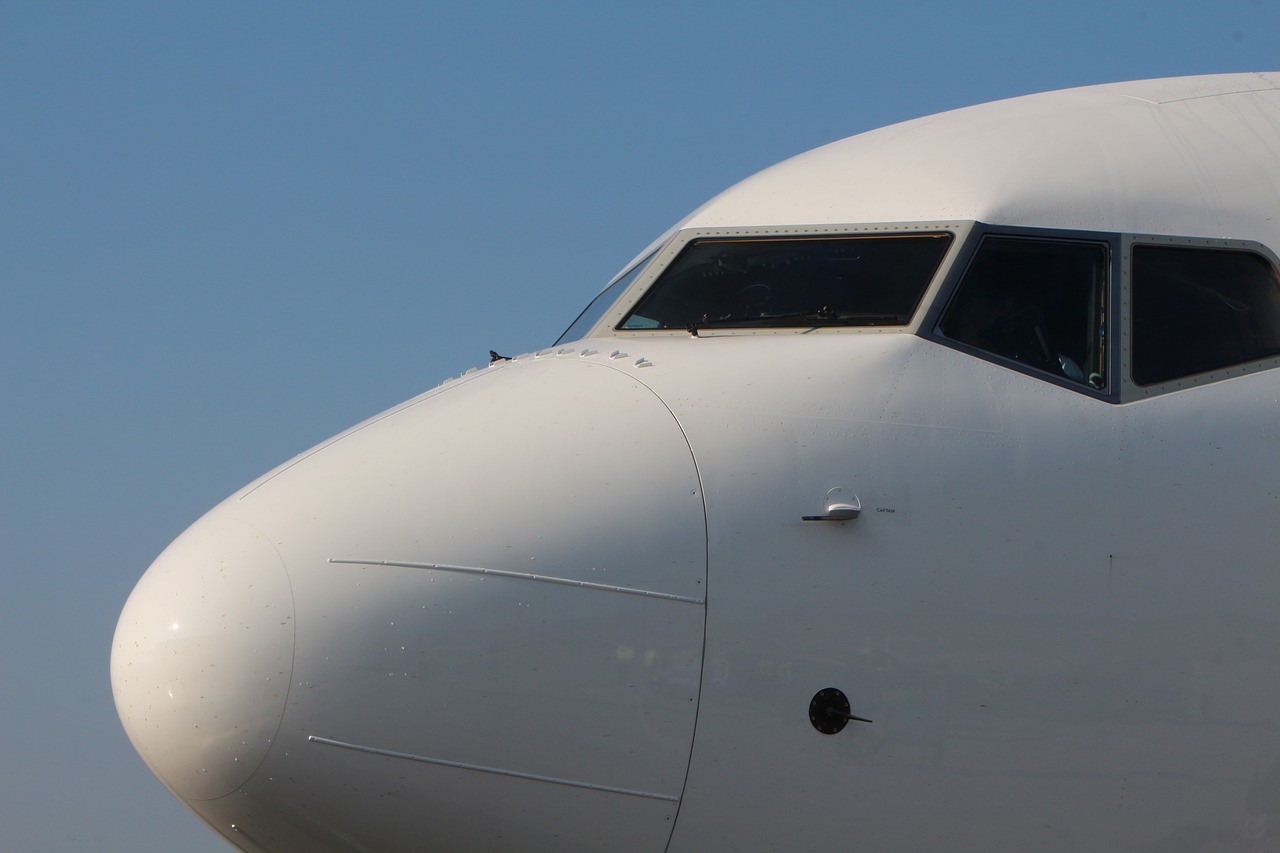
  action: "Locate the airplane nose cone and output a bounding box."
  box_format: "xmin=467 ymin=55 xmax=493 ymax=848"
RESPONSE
xmin=111 ymin=516 xmax=294 ymax=802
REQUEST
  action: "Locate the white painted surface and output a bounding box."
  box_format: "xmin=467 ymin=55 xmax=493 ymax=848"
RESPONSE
xmin=676 ymin=72 xmax=1280 ymax=244
xmin=113 ymin=74 xmax=1280 ymax=850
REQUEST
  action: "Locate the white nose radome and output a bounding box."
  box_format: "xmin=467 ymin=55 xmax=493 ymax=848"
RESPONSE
xmin=111 ymin=517 xmax=294 ymax=802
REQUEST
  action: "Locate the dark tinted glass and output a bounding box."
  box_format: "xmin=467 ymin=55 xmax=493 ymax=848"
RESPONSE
xmin=618 ymin=233 xmax=953 ymax=331
xmin=940 ymin=236 xmax=1109 ymax=388
xmin=1132 ymin=245 xmax=1280 ymax=386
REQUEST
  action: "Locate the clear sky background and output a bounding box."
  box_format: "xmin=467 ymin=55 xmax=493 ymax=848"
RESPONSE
xmin=3 ymin=2 xmax=1278 ymax=850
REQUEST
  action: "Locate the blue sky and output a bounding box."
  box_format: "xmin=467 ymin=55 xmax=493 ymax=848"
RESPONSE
xmin=3 ymin=2 xmax=1278 ymax=849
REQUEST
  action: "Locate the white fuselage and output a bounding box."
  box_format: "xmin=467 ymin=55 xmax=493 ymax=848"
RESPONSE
xmin=112 ymin=73 xmax=1280 ymax=851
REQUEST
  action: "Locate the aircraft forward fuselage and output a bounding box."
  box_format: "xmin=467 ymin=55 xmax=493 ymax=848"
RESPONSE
xmin=114 ymin=73 xmax=1280 ymax=851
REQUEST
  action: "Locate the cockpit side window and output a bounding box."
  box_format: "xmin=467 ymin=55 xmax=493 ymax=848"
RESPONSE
xmin=617 ymin=233 xmax=953 ymax=332
xmin=939 ymin=236 xmax=1109 ymax=390
xmin=1131 ymin=245 xmax=1280 ymax=386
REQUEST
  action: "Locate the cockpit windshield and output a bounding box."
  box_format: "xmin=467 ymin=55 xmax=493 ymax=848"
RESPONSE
xmin=618 ymin=233 xmax=953 ymax=331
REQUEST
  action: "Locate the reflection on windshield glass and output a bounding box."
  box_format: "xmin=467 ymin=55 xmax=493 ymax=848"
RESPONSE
xmin=618 ymin=233 xmax=952 ymax=331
